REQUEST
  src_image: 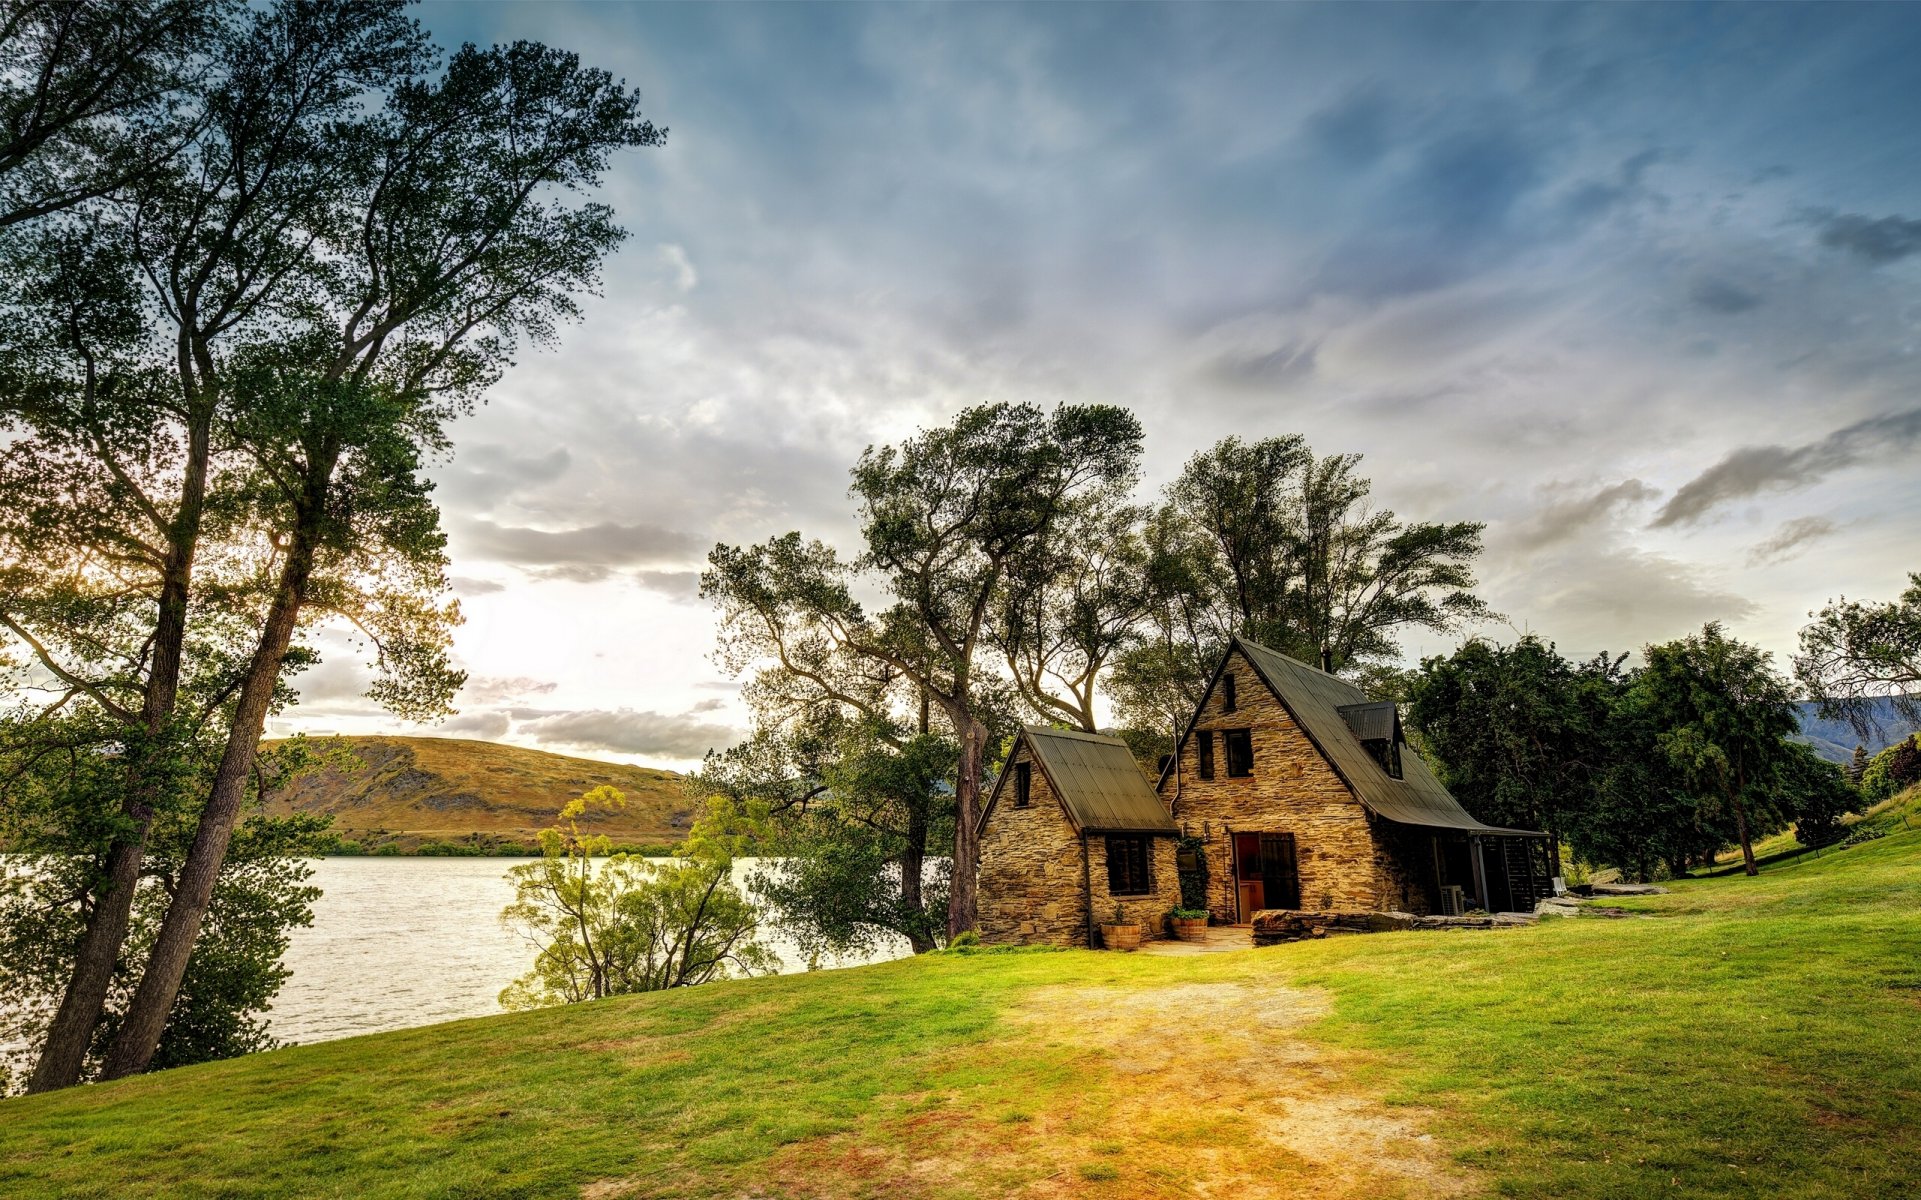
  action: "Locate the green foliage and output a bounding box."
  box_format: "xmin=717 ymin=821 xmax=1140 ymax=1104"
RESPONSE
xmin=1175 ymin=834 xmax=1209 ymax=911
xmin=1407 ymin=636 xmax=1602 ymax=836
xmin=0 ymin=714 xmax=328 ymax=1093
xmin=1635 ymin=623 xmax=1799 ymax=873
xmin=498 ymin=789 xmax=776 ymax=1010
xmin=1780 ymin=742 xmax=1861 ymax=849
xmin=1795 ymin=572 xmax=1921 ymax=741
xmin=1167 ymin=906 xmax=1208 ymax=920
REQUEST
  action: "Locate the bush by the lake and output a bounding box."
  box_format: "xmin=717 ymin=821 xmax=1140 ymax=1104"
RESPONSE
xmin=498 ymin=788 xmax=776 ymax=1010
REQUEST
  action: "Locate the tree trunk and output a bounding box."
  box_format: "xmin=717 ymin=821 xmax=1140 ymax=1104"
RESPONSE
xmin=100 ymin=496 xmax=321 ymax=1080
xmin=27 ymin=410 xmax=211 ymax=1093
xmin=946 ymin=712 xmax=986 ymax=938
xmin=1731 ymin=787 xmax=1758 ymax=878
xmin=900 ymin=799 xmax=934 ymax=953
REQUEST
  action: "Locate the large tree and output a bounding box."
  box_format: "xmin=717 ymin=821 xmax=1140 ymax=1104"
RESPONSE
xmin=1110 ymin=435 xmax=1492 ymax=736
xmin=704 ymin=402 xmax=1142 ymax=936
xmin=1635 ymin=623 xmax=1799 ymax=877
xmin=100 ymin=31 xmax=660 ymax=1080
xmin=1795 ymin=572 xmax=1921 ymax=741
xmin=1406 ymin=636 xmax=1597 ymax=838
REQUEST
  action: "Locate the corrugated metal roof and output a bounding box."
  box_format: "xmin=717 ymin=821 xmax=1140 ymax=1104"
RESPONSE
xmin=1337 ymin=701 xmax=1397 ymax=743
xmin=1231 ymin=639 xmax=1547 ymax=838
xmin=1005 ymin=726 xmax=1178 ymax=834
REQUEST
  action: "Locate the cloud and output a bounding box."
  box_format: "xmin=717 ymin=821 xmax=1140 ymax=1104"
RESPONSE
xmin=658 ymin=242 xmax=699 ymax=291
xmin=462 ymin=676 xmax=559 ymax=705
xmin=1747 ymin=516 xmax=1840 ymax=566
xmin=449 ymin=576 xmax=506 ymax=596
xmin=437 ymin=710 xmax=512 ymax=739
xmin=1688 ymin=277 xmax=1762 ymax=315
xmin=1652 ymin=408 xmax=1921 ymax=527
xmin=632 ymin=569 xmax=703 ymax=599
xmin=1811 ymin=211 xmax=1921 ymax=265
xmin=1502 ymin=546 xmax=1756 ymax=654
xmin=1511 ymin=479 xmax=1659 ymax=551
xmin=515 ymin=707 xmax=739 ymax=758
xmin=456 ymin=518 xmax=704 ymax=581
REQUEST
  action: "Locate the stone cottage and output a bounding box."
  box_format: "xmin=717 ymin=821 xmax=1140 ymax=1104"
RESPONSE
xmin=976 ymin=636 xmax=1554 ymax=946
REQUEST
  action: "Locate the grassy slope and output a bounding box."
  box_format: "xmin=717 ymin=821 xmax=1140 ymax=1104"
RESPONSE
xmin=262 ymin=735 xmax=692 ymax=851
xmin=3 ymin=828 xmax=1918 ymax=1199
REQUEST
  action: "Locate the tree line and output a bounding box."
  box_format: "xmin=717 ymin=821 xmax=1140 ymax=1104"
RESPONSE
xmin=0 ymin=1 xmax=658 ymax=1092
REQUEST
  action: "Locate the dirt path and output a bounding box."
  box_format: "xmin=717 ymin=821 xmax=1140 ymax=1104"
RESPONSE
xmin=1005 ymin=979 xmax=1472 ymax=1199
xmin=584 ymin=976 xmax=1472 ymax=1199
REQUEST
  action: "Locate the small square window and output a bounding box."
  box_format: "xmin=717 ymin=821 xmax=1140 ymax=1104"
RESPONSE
xmin=1195 ymin=730 xmax=1215 ymax=780
xmin=1106 ymin=835 xmax=1152 ymax=896
xmin=1014 ymin=761 xmax=1032 ymax=807
xmin=1224 ymin=729 xmax=1254 ymax=778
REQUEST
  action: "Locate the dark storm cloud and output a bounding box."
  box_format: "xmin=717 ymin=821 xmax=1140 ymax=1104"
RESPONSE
xmin=1652 ymin=409 xmax=1921 ymax=528
xmin=1810 ymin=211 xmax=1921 ymax=265
xmin=1748 ymin=517 xmax=1840 ymax=567
xmin=455 ymin=518 xmax=704 ymax=580
xmin=514 ymin=707 xmax=738 ymax=759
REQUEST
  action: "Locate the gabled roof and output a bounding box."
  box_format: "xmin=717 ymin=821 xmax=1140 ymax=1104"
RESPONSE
xmin=982 ymin=726 xmax=1178 ymax=835
xmin=1162 ymin=636 xmax=1546 ymax=839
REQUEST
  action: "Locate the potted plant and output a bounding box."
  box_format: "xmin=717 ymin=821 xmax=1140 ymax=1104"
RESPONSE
xmin=1100 ymin=903 xmax=1143 ymax=951
xmin=1167 ymin=907 xmax=1209 ymax=940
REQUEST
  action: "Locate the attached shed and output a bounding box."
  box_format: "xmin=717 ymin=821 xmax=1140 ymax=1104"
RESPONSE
xmin=977 ymin=726 xmax=1181 ymax=947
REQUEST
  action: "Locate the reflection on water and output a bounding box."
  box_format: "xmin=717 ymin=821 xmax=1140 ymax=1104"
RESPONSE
xmin=274 ymin=856 xmax=908 ymax=1046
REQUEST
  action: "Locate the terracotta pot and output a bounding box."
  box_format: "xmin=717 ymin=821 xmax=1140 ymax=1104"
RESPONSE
xmin=1170 ymin=916 xmax=1208 ymax=941
xmin=1100 ymin=923 xmax=1143 ymax=951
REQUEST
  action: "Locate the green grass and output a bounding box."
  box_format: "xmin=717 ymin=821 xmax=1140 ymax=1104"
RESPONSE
xmin=3 ymin=827 xmax=1919 ymax=1199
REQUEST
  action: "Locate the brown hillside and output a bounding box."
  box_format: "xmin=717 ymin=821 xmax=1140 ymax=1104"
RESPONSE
xmin=262 ymin=736 xmax=695 ymax=852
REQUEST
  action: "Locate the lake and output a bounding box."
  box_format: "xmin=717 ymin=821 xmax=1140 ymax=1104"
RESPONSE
xmin=273 ymin=857 xmax=909 ymax=1046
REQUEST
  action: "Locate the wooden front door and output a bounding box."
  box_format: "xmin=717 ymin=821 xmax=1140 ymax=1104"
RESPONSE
xmin=1233 ymin=832 xmax=1302 ymax=920
xmin=1234 ymin=832 xmax=1263 ymax=920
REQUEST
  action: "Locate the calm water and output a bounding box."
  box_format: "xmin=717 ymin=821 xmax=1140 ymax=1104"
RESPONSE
xmin=274 ymin=857 xmax=908 ymax=1046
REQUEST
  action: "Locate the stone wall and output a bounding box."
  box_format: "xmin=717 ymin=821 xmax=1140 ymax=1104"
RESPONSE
xmin=977 ymin=739 xmax=1180 ymax=947
xmin=1157 ymin=647 xmax=1436 ymax=921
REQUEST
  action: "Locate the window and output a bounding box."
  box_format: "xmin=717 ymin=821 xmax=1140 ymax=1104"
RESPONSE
xmin=1362 ymin=738 xmax=1403 ymax=780
xmin=1224 ymin=729 xmax=1254 ymax=777
xmin=1106 ymin=835 xmax=1152 ymax=896
xmin=1222 ymin=672 xmax=1237 ymax=712
xmin=1014 ymin=760 xmax=1032 ymax=807
xmin=1195 ymin=730 xmax=1215 ymax=780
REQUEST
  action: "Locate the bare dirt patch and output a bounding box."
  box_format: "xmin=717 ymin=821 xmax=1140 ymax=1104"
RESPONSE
xmin=1007 ymin=979 xmax=1473 ymax=1199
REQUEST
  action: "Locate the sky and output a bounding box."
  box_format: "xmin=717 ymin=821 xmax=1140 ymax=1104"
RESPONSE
xmin=274 ymin=2 xmax=1921 ymax=769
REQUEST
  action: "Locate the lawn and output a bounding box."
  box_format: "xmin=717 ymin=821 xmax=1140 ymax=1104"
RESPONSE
xmin=2 ymin=822 xmax=1918 ymax=1199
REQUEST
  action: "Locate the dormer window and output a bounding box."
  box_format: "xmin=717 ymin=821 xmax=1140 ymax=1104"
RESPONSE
xmin=1338 ymin=701 xmax=1404 ymax=780
xmin=1222 ymin=672 xmax=1237 ymax=713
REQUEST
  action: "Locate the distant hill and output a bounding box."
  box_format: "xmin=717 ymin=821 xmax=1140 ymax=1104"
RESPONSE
xmin=261 ymin=736 xmax=696 ymax=853
xmin=1793 ymin=697 xmax=1918 ymax=764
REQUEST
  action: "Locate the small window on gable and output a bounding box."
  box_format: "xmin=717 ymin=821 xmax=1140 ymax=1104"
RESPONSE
xmin=1014 ymin=760 xmax=1032 ymax=807
xmin=1106 ymin=835 xmax=1152 ymax=896
xmin=1222 ymin=672 xmax=1237 ymax=713
xmin=1224 ymin=729 xmax=1254 ymax=778
xmin=1195 ymin=730 xmax=1215 ymax=780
